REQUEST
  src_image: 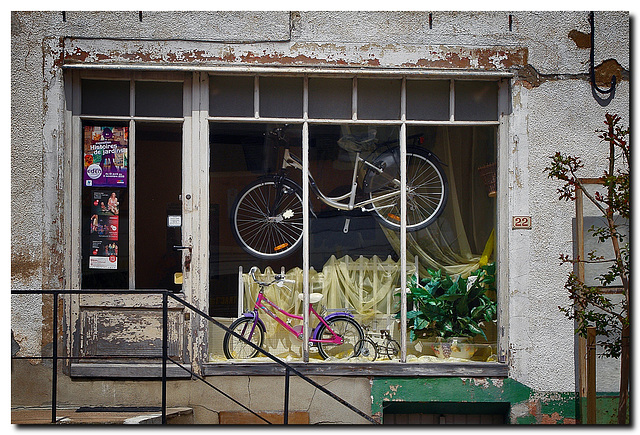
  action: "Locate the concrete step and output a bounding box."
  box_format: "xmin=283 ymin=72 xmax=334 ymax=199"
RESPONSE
xmin=219 ymin=411 xmax=309 ymax=424
xmin=11 ymin=407 xmax=193 ymax=424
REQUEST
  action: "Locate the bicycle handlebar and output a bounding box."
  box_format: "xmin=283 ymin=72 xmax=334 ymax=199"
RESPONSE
xmin=249 ymin=266 xmax=296 ymax=286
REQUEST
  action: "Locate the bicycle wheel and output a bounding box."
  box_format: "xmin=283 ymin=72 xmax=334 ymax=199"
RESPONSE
xmin=315 ymin=316 xmax=364 ymax=359
xmin=223 ymin=317 xmax=265 ymax=360
xmin=231 ymin=176 xmax=304 ymax=259
xmin=351 ymin=338 xmax=378 ymax=361
xmin=364 ymin=147 xmax=448 ymax=231
xmin=385 ymin=339 xmax=401 ymax=360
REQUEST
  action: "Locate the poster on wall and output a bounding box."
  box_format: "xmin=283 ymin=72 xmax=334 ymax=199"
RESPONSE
xmin=83 ymin=126 xmax=128 ymax=187
xmin=88 ymin=190 xmax=121 ymax=270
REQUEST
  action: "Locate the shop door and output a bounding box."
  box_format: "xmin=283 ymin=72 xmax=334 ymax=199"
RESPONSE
xmin=73 ymin=117 xmax=191 ymax=376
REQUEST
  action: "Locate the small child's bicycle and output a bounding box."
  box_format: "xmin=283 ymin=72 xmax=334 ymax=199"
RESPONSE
xmin=223 ymin=267 xmax=365 ymax=360
xmin=352 ymin=328 xmax=401 ymax=361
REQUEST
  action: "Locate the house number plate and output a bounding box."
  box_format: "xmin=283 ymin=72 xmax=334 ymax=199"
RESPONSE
xmin=512 ymin=216 xmax=532 ymax=229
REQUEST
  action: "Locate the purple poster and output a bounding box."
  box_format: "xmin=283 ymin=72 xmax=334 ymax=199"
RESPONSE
xmin=83 ymin=126 xmax=128 ymax=187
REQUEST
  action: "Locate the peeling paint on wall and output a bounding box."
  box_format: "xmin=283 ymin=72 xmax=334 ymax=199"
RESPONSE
xmin=568 ymin=29 xmax=591 ymax=49
xmin=11 ymin=251 xmax=42 ymax=281
xmin=62 ymin=38 xmax=529 ymax=72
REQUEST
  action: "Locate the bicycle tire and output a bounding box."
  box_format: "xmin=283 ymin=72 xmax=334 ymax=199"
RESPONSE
xmin=385 ymin=339 xmax=401 ymax=360
xmin=364 ymin=147 xmax=448 ymax=231
xmin=352 ymin=338 xmax=378 ymax=361
xmin=231 ymin=176 xmax=304 ymax=260
xmin=223 ymin=317 xmax=265 ymax=360
xmin=315 ymin=316 xmax=364 ymax=359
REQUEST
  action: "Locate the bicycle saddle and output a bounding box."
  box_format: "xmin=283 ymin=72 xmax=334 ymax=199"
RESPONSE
xmin=298 ymin=293 xmax=324 ymax=304
xmin=337 ymin=134 xmax=378 ymax=153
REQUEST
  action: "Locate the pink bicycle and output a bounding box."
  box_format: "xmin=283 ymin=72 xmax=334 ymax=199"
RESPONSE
xmin=223 ymin=267 xmax=365 ymax=360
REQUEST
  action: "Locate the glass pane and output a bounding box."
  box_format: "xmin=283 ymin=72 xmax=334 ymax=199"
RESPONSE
xmin=309 ymin=124 xmax=403 ymax=361
xmin=580 ymin=184 xmax=628 ymax=288
xmin=407 ymin=80 xmax=450 ymax=121
xmin=134 ymin=123 xmax=183 ymax=292
xmin=454 ymin=80 xmax=498 ymax=121
xmin=259 ymin=77 xmax=303 ymax=118
xmin=210 ymin=75 xmax=254 ymax=117
xmin=308 ymin=78 xmax=352 ymax=119
xmin=81 ymin=79 xmax=130 ymax=116
xmin=208 ymin=123 xmax=304 ymax=360
xmin=357 ymin=79 xmax=401 ymax=120
xmin=403 ymin=125 xmax=497 ymax=362
xmin=135 ymin=81 xmax=183 ymax=118
xmin=81 ymin=123 xmax=129 ymax=289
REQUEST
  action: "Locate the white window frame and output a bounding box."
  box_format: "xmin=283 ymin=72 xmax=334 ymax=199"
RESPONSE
xmin=64 ymin=64 xmax=511 ymax=371
xmin=67 ymin=69 xmax=191 ymax=290
xmin=205 ymin=68 xmax=511 ymax=365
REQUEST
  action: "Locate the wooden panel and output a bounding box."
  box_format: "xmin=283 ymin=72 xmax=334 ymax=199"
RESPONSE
xmin=79 ymin=308 xmax=183 ymax=359
xmin=70 ymin=362 xmax=192 ymax=378
xmin=78 ymin=293 xmax=184 ymax=309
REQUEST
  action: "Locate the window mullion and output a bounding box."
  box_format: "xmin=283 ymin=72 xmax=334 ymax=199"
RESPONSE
xmin=352 ymin=77 xmax=358 ymax=120
xmin=302 ymin=120 xmax=310 ymax=363
xmin=302 ymin=76 xmax=310 ymax=362
xmin=254 ymin=76 xmax=259 ymax=118
xmin=449 ymin=79 xmax=455 ymax=122
xmin=400 ymin=77 xmax=407 ymax=363
xmin=129 ymin=79 xmax=136 ymax=289
xmin=128 ymin=118 xmax=136 ymax=290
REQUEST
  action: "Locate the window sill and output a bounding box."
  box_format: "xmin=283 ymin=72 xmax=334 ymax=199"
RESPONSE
xmin=70 ymin=362 xmax=192 ymax=379
xmin=202 ymin=361 xmax=507 ymax=377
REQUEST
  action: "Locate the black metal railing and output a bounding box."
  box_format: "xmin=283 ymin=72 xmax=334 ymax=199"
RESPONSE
xmin=11 ymin=289 xmax=379 ymax=425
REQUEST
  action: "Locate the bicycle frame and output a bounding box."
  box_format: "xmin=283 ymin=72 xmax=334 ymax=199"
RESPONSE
xmin=248 ymin=289 xmax=348 ymax=345
xmin=281 ymin=147 xmax=400 ymax=213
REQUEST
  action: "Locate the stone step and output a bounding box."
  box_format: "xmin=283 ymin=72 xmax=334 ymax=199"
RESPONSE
xmin=11 ymin=407 xmax=193 ymax=424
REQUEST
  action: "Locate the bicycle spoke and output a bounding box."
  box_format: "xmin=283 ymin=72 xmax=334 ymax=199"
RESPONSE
xmin=232 ymin=179 xmax=304 ymax=258
xmin=367 ymin=150 xmax=447 ymax=230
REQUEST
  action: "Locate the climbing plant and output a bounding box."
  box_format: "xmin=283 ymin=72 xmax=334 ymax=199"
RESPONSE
xmin=545 ymin=113 xmax=629 ymax=424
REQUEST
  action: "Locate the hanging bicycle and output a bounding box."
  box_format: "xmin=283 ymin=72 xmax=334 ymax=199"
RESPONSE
xmin=230 ymin=125 xmax=448 ymax=260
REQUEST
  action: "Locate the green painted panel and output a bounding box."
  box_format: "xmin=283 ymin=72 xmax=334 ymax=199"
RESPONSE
xmin=371 ymin=377 xmax=533 ymax=415
xmin=372 ymin=377 xmax=626 ymax=425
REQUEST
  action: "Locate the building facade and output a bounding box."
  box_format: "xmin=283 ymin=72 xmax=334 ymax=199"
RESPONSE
xmin=11 ymin=11 xmax=629 ymax=424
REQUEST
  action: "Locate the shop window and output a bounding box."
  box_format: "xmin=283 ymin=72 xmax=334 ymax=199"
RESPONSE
xmin=454 ymin=80 xmax=498 ymax=121
xmin=308 ymin=78 xmax=352 ymax=119
xmin=357 ymin=78 xmax=401 ymax=120
xmin=80 ymin=78 xmax=185 ymax=291
xmin=259 ymin=76 xmax=303 ymax=118
xmin=406 ymin=80 xmax=450 ymax=121
xmin=207 ymin=74 xmax=499 ymax=364
xmin=135 ymin=81 xmax=183 ymax=117
xmin=134 ymin=122 xmax=182 ymax=291
xmin=81 ymin=79 xmax=130 ymax=116
xmin=209 ymin=75 xmax=254 ymax=117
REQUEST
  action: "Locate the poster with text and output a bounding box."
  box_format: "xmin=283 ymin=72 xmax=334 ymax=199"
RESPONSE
xmin=89 ymin=190 xmax=121 ymax=270
xmin=84 ymin=126 xmax=128 ymax=187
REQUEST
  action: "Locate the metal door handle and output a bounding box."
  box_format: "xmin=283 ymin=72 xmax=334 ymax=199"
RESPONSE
xmin=173 ymin=245 xmax=192 ymax=251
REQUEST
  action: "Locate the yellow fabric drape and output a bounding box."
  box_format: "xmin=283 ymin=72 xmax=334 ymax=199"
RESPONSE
xmin=234 ymin=255 xmax=414 ymax=358
xmin=381 ymin=126 xmax=496 ymax=277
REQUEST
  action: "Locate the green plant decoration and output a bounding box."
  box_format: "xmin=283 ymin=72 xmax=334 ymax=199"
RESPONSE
xmin=399 ymin=263 xmax=497 ymax=342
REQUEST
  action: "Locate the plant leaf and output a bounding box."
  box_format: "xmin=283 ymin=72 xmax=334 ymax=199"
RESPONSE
xmin=468 ymin=322 xmax=488 ymax=340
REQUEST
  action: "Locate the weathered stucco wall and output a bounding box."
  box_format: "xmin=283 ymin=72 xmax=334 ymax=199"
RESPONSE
xmin=11 ymin=11 xmax=629 ymax=402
